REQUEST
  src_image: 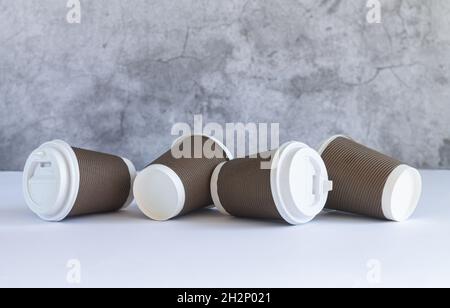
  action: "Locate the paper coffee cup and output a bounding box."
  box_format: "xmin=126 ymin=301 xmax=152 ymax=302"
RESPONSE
xmin=134 ymin=135 xmax=233 ymax=221
xmin=211 ymin=141 xmax=333 ymax=225
xmin=23 ymin=140 xmax=137 ymax=221
xmin=318 ymin=135 xmax=422 ymax=222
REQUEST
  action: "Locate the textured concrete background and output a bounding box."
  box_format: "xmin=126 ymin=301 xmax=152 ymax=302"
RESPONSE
xmin=1 ymin=0 xmax=449 ymax=171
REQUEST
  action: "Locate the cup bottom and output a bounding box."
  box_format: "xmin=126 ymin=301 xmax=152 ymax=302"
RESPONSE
xmin=382 ymin=165 xmax=422 ymax=222
xmin=134 ymin=164 xmax=185 ymax=221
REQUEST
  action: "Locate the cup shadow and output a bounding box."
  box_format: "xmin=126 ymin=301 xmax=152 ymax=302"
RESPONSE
xmin=315 ymin=210 xmax=392 ymax=224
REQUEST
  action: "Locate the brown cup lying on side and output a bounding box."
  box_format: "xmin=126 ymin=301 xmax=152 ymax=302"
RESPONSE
xmin=23 ymin=140 xmax=136 ymax=221
xmin=211 ymin=141 xmax=333 ymax=225
xmin=134 ymin=135 xmax=233 ymax=221
xmin=318 ymin=135 xmax=422 ymax=222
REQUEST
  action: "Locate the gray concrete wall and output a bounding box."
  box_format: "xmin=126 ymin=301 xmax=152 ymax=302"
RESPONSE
xmin=1 ymin=0 xmax=449 ymax=171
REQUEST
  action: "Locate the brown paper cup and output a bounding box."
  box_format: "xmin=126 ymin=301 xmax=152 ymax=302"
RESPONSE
xmin=211 ymin=142 xmax=333 ymax=225
xmin=134 ymin=135 xmax=232 ymax=221
xmin=23 ymin=140 xmax=137 ymax=221
xmin=318 ymin=136 xmax=422 ymax=221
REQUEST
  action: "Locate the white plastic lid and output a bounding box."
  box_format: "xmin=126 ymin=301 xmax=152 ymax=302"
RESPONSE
xmin=23 ymin=140 xmax=80 ymax=221
xmin=23 ymin=140 xmax=136 ymax=221
xmin=134 ymin=134 xmax=233 ymax=221
xmin=382 ymin=165 xmax=422 ymax=222
xmin=271 ymin=142 xmax=333 ymax=225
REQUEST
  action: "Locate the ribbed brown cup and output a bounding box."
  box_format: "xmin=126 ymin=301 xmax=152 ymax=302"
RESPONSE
xmin=211 ymin=142 xmax=332 ymax=225
xmin=134 ymin=135 xmax=232 ymax=221
xmin=23 ymin=140 xmax=136 ymax=221
xmin=215 ymin=153 xmax=282 ymax=220
xmin=69 ymin=148 xmax=133 ymax=217
xmin=319 ymin=136 xmax=420 ymax=220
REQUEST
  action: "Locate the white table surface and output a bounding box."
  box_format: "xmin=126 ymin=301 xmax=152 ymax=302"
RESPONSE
xmin=0 ymin=171 xmax=449 ymax=288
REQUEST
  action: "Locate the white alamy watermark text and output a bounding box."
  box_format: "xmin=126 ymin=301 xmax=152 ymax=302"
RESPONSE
xmin=170 ymin=115 xmax=280 ymax=169
xmin=66 ymin=0 xmax=81 ymax=24
xmin=366 ymin=0 xmax=382 ymax=24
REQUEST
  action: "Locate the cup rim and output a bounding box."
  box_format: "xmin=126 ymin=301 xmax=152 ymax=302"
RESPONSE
xmin=318 ymin=135 xmax=351 ymax=155
xmin=120 ymin=157 xmax=137 ymax=210
xmin=210 ymin=162 xmax=230 ymax=216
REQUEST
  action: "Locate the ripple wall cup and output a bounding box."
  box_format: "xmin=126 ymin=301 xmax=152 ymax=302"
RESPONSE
xmin=134 ymin=135 xmax=233 ymax=221
xmin=211 ymin=141 xmax=333 ymax=225
xmin=318 ymin=135 xmax=422 ymax=222
xmin=23 ymin=140 xmax=136 ymax=221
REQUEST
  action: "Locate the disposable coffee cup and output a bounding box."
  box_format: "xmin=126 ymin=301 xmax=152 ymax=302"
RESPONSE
xmin=23 ymin=140 xmax=137 ymax=221
xmin=134 ymin=135 xmax=233 ymax=221
xmin=318 ymin=135 xmax=422 ymax=222
xmin=211 ymin=141 xmax=333 ymax=225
